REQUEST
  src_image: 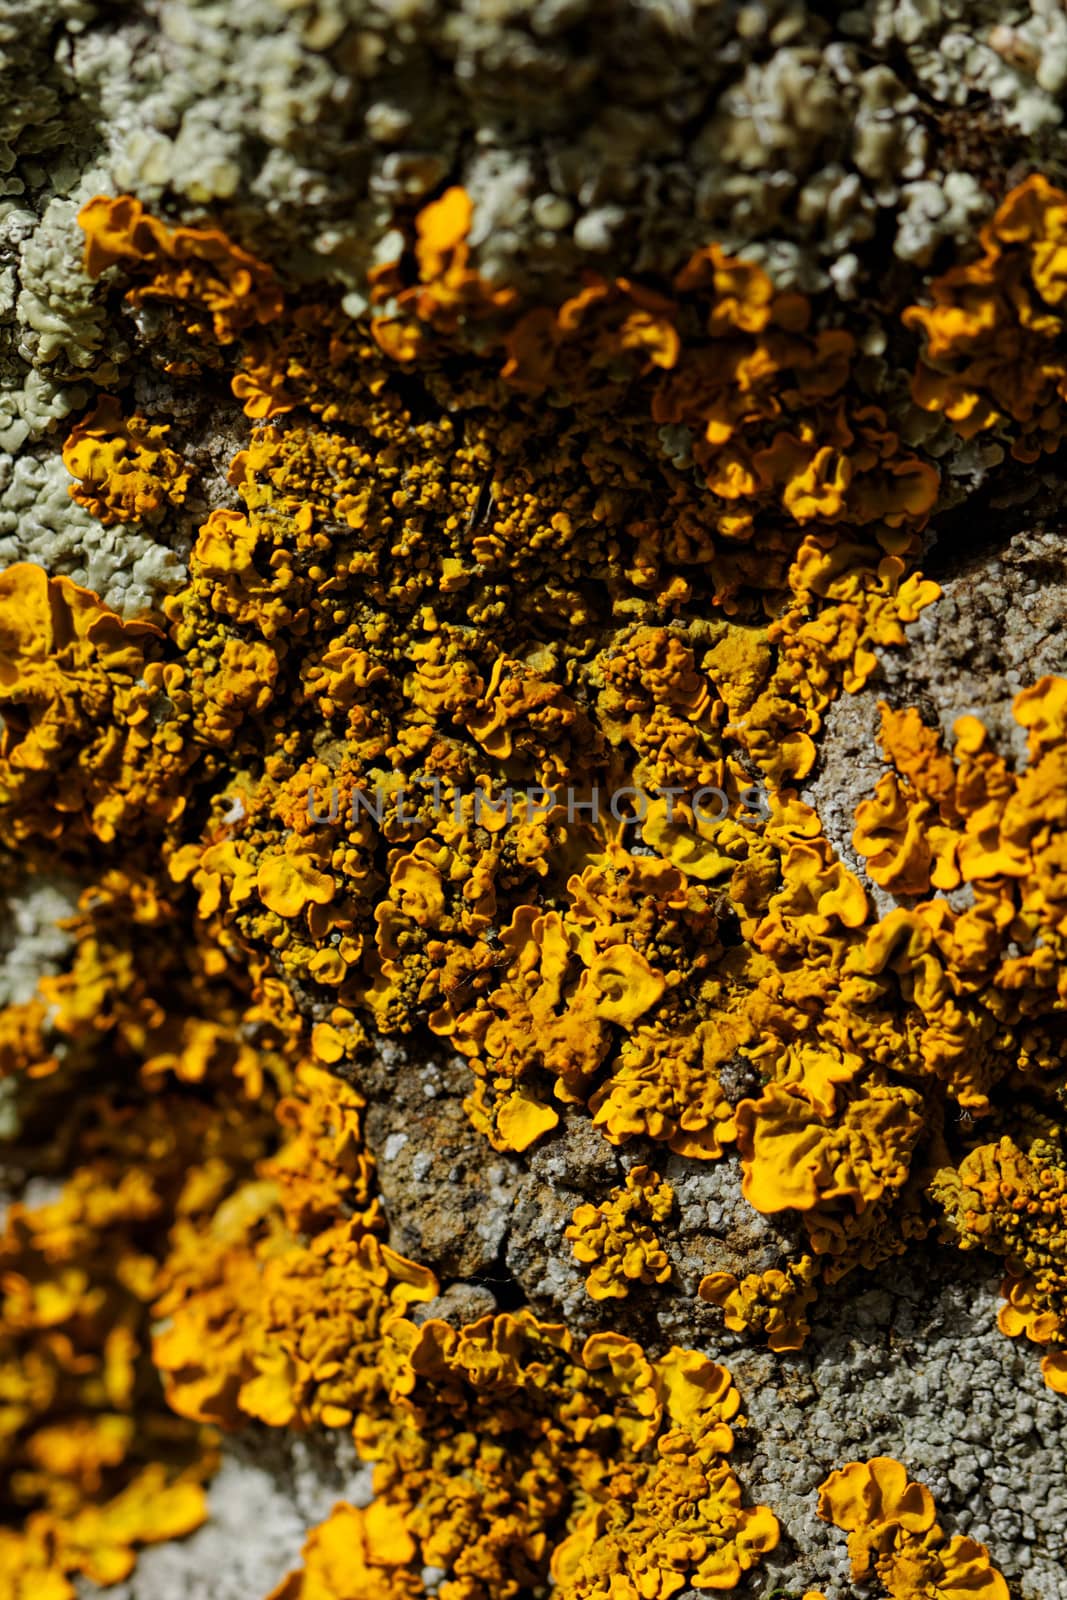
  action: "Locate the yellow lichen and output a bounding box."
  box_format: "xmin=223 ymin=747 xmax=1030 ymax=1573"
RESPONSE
xmin=0 ymin=566 xmax=174 ymax=844
xmin=904 ymin=173 xmax=1067 ymax=461
xmin=78 ymin=193 xmax=284 ymax=343
xmin=699 ymin=1256 xmax=818 ymax=1352
xmin=566 ymin=1166 xmax=674 ymax=1300
xmin=2 ymin=177 xmax=1065 ymax=1599
xmin=816 ymin=1457 xmax=1009 ymax=1600
xmin=62 ymin=396 xmax=193 ymax=527
xmin=0 ymin=1169 xmax=217 ymax=1590
xmin=273 ymin=1314 xmax=778 ymax=1600
xmin=933 ymin=1130 xmax=1067 ymax=1396
xmin=266 ymin=1502 xmax=422 ymax=1600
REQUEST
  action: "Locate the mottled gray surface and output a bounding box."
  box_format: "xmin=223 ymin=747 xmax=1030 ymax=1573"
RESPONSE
xmin=721 ymin=1214 xmax=1067 ymax=1598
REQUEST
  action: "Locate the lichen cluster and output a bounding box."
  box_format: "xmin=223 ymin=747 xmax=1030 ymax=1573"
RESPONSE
xmin=1 ymin=155 xmax=1066 ymax=1596
xmin=814 ymin=1456 xmax=1010 ymax=1600
xmin=566 ymin=1165 xmax=674 ymax=1300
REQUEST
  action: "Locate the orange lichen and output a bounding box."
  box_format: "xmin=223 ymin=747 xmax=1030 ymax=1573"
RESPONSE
xmin=0 ymin=1167 xmax=217 ymax=1589
xmin=0 ymin=563 xmax=191 ymax=847
xmin=0 ymin=853 xmax=299 ymax=1593
xmin=816 ymin=1457 xmax=1009 ymax=1600
xmin=735 ymin=1081 xmax=924 ymax=1222
xmin=71 ymin=200 xmax=1033 ymax=1385
xmin=905 ymin=174 xmax=1067 ymax=460
xmin=0 ymin=1064 xmax=273 ymax=1594
xmin=62 ymin=396 xmax=193 ymax=526
xmin=566 ymin=1166 xmax=674 ymax=1300
xmin=699 ymin=1256 xmax=818 ymax=1352
xmin=0 ymin=997 xmax=57 ymax=1081
xmin=933 ymin=1131 xmax=1067 ymax=1395
xmin=274 ymin=1314 xmax=778 ymax=1600
xmin=266 ymin=1502 xmax=422 ymax=1600
xmin=154 ymin=1210 xmax=436 ymax=1432
xmin=370 ymin=185 xmax=518 ymax=360
xmin=589 ymin=1018 xmax=743 ymax=1159
xmin=78 ymin=193 xmax=284 ymax=343
xmin=3 ymin=178 xmax=1065 ymax=1600
xmin=500 ymin=232 xmax=940 ymax=561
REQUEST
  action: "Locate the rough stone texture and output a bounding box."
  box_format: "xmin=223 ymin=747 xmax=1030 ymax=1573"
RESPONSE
xmin=724 ymin=1246 xmax=1067 ymax=1600
xmin=354 ymin=1046 xmax=809 ymax=1345
xmin=361 ymin=1044 xmax=524 ymax=1281
xmin=887 ymin=524 xmax=1067 ymax=761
